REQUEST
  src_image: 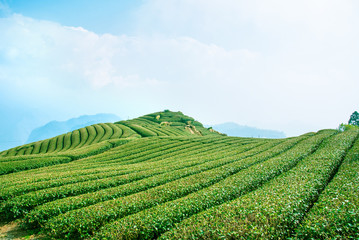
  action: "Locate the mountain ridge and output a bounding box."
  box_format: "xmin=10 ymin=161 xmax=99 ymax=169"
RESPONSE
xmin=26 ymin=113 xmax=121 ymax=143
xmin=1 ymin=110 xmax=222 ymax=159
xmin=209 ymin=122 xmax=286 ymax=138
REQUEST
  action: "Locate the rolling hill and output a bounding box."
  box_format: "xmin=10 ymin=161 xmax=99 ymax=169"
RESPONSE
xmin=26 ymin=113 xmax=121 ymax=143
xmin=0 ymin=110 xmax=358 ymax=239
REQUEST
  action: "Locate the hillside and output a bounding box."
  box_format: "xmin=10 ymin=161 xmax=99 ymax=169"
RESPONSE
xmin=0 ymin=110 xmax=358 ymax=240
xmin=0 ymin=111 xmax=221 ymax=174
xmin=26 ymin=113 xmax=121 ymax=143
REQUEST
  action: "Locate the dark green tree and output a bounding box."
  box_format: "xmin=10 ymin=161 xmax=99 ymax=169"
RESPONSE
xmin=348 ymin=111 xmax=359 ymax=126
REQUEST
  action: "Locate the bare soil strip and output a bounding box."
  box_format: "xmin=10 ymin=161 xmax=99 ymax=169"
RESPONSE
xmin=0 ymin=221 xmax=43 ymax=240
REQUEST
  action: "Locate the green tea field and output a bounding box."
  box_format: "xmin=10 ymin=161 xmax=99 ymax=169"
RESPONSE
xmin=0 ymin=111 xmax=358 ymax=239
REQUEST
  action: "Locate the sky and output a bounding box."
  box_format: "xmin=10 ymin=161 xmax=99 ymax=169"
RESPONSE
xmin=1 ymin=0 xmax=359 ymax=150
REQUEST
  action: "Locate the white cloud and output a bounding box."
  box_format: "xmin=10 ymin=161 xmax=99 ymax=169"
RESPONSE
xmin=135 ymin=0 xmax=359 ymax=45
xmin=1 ymin=0 xmax=359 ymax=138
xmin=133 ymin=0 xmax=359 ymax=133
xmin=0 ymin=14 xmax=257 ymax=118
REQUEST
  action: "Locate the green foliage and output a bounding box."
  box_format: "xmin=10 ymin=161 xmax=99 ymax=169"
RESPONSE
xmin=107 ymin=123 xmax=122 ymax=139
xmin=93 ymin=131 xmax=331 ymax=240
xmin=46 ymin=137 xmax=58 ymax=153
xmin=0 ymin=123 xmax=136 ymax=157
xmin=68 ymin=130 xmax=80 ymax=150
xmin=123 ymin=123 xmax=157 ymax=137
xmin=23 ymin=139 xmax=264 ymax=229
xmin=0 ymin=111 xmax=221 ymax=158
xmin=348 ymin=111 xmax=359 ymax=126
xmin=160 ymin=130 xmax=357 ymax=240
xmin=91 ymin=124 xmax=105 ymax=144
xmin=43 ymin=137 xmax=292 ymax=239
xmin=0 ymin=156 xmax=72 ymax=175
xmin=338 ymin=123 xmax=359 ymax=132
xmin=294 ymin=136 xmax=359 ymax=239
xmin=62 ymin=132 xmax=72 ymax=151
xmin=339 ymin=111 xmax=359 ymax=132
xmin=0 ymin=111 xmax=357 ymax=239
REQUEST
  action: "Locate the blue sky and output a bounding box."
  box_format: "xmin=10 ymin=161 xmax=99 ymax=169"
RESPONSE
xmin=1 ymin=0 xmax=359 ymax=150
xmin=2 ymin=0 xmax=141 ymax=34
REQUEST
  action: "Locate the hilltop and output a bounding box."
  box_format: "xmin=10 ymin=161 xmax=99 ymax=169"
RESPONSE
xmin=0 ymin=110 xmax=358 ymax=240
xmin=0 ymin=110 xmax=222 ymax=171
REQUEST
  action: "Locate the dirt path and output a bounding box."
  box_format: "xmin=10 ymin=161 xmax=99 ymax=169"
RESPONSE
xmin=0 ymin=222 xmax=43 ymax=240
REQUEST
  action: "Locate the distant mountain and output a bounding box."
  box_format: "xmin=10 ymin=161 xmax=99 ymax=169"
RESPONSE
xmin=210 ymin=122 xmax=286 ymax=138
xmin=1 ymin=110 xmax=222 ymax=158
xmin=26 ymin=113 xmax=121 ymax=143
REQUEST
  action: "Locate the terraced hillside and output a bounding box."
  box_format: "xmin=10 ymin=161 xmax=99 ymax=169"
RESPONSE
xmin=0 ymin=111 xmax=218 ymax=175
xmin=0 ymin=111 xmax=358 ymax=239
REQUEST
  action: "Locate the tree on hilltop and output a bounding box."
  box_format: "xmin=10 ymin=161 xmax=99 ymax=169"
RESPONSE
xmin=338 ymin=111 xmax=359 ymax=132
xmin=348 ymin=111 xmax=359 ymax=126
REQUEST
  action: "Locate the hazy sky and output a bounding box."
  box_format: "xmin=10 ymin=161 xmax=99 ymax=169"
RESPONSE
xmin=1 ymin=0 xmax=359 ymax=149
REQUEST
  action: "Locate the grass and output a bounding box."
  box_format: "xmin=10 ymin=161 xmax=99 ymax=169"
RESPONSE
xmin=0 ymin=110 xmax=358 ymax=239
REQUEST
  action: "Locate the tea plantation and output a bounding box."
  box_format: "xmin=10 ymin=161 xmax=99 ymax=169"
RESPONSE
xmin=0 ymin=111 xmax=358 ymax=239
